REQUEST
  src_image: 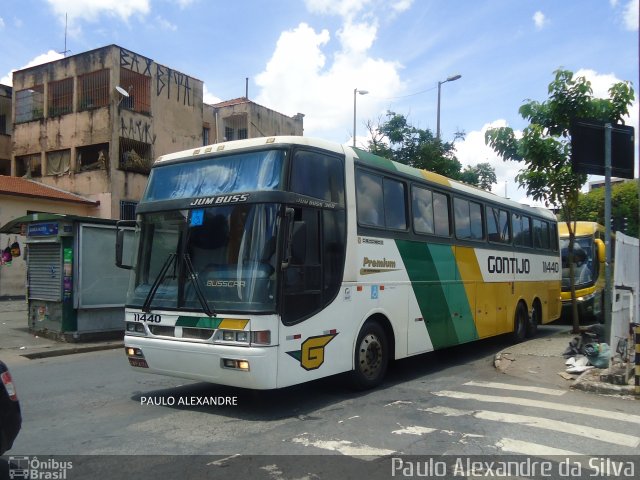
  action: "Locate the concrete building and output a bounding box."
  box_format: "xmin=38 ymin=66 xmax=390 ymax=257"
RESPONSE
xmin=10 ymin=45 xmax=205 ymax=220
xmin=0 ymin=84 xmax=11 ymax=176
xmin=205 ymin=97 xmax=304 ymax=144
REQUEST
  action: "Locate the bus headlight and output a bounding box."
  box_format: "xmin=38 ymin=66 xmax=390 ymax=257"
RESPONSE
xmin=221 ymin=358 xmax=250 ymax=371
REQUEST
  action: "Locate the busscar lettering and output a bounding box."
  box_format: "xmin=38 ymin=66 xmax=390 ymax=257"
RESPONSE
xmin=190 ymin=194 xmax=249 ymax=206
xmin=487 ymin=256 xmax=530 ymax=274
xmin=206 ymin=280 xmax=246 ymax=288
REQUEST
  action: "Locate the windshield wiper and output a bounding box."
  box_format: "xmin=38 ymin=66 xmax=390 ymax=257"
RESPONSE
xmin=142 ymin=253 xmax=176 ymax=313
xmin=183 ymin=254 xmax=216 ymax=317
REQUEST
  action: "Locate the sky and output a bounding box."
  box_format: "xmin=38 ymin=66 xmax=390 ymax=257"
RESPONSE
xmin=0 ymin=0 xmax=638 ymax=205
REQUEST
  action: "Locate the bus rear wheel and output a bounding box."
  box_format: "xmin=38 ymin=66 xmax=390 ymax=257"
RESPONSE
xmin=352 ymin=322 xmax=388 ymax=390
xmin=526 ymin=301 xmax=541 ymax=338
xmin=512 ymin=302 xmax=528 ymax=343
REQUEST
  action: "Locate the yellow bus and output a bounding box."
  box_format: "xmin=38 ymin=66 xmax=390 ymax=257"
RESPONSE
xmin=559 ymin=222 xmax=607 ymax=323
xmin=116 ymin=136 xmax=562 ymax=389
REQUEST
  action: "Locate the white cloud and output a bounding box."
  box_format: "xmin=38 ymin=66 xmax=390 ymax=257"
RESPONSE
xmin=254 ymin=21 xmax=403 ymax=142
xmin=1 ymin=50 xmax=65 ymax=86
xmin=623 ymin=0 xmax=639 ymax=30
xmin=203 ymin=85 xmax=222 ymax=105
xmin=391 ymin=0 xmax=414 ymax=13
xmin=533 ymin=11 xmax=547 ymax=30
xmin=155 ymin=15 xmax=177 ymax=31
xmin=0 ymin=17 xmax=5 ymax=29
xmin=44 ymin=0 xmax=150 ymax=23
xmin=304 ymin=0 xmax=371 ymax=19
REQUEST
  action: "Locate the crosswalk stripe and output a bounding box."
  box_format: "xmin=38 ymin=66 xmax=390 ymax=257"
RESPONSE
xmin=419 ymin=406 xmax=639 ymax=448
xmin=463 ymin=380 xmax=565 ymax=396
xmin=496 ymin=438 xmax=582 ymax=456
xmin=433 ymin=390 xmax=640 ymax=424
xmin=291 ymin=435 xmax=395 ymax=458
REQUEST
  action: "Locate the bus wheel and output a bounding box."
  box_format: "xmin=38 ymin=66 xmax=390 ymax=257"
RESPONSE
xmin=352 ymin=322 xmax=388 ymax=390
xmin=512 ymin=302 xmax=528 ymax=343
xmin=526 ymin=301 xmax=541 ymax=338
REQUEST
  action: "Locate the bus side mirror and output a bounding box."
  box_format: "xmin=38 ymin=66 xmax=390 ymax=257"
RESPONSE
xmin=116 ymin=220 xmax=137 ymax=269
xmin=594 ymin=238 xmax=605 ymax=263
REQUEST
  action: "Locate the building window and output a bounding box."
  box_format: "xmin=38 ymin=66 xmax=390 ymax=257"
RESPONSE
xmin=78 ymin=69 xmax=110 ymax=110
xmin=119 ymin=138 xmax=152 ymax=174
xmin=120 ymin=201 xmax=138 ymax=220
xmin=0 ymin=96 xmax=11 ymax=135
xmin=77 ymin=143 xmax=109 ymax=171
xmin=15 ymin=86 xmax=44 ymax=123
xmin=237 ymin=128 xmax=248 ymax=140
xmin=120 ymin=68 xmax=151 ymax=114
xmin=48 ymin=78 xmax=73 ymax=117
xmin=15 ymin=153 xmax=42 ymax=177
xmin=203 ymin=127 xmax=210 ymax=146
xmin=224 ymin=126 xmax=234 ymax=141
xmin=46 ymin=149 xmax=71 ymax=175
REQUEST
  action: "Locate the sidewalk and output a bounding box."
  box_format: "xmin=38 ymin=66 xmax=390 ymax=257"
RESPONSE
xmin=0 ymin=299 xmax=123 ymax=360
xmin=494 ymin=325 xmax=637 ymax=397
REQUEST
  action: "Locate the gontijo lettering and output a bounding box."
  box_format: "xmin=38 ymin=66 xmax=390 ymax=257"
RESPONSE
xmin=487 ymin=256 xmax=530 ymax=274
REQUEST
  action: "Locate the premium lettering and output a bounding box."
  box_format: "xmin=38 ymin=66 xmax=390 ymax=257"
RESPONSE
xmin=363 ymin=257 xmax=396 ymax=269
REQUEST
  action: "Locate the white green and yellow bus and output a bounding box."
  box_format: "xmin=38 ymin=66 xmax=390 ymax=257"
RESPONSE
xmin=558 ymin=222 xmax=607 ymax=323
xmin=116 ymin=136 xmax=561 ymax=390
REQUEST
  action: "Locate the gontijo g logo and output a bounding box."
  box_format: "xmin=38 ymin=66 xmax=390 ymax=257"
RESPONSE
xmin=287 ymin=333 xmax=338 ymax=371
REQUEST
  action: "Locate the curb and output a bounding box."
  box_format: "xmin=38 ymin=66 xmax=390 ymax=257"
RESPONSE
xmin=571 ymin=368 xmax=637 ymax=396
xmin=20 ymin=342 xmax=124 ymax=360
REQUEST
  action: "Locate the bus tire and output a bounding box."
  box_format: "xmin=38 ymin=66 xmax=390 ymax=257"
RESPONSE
xmin=512 ymin=302 xmax=528 ymax=343
xmin=526 ymin=300 xmax=541 ymax=338
xmin=352 ymin=321 xmax=388 ymax=390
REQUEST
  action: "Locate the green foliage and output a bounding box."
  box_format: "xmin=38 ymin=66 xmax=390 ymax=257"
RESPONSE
xmin=366 ymin=111 xmax=496 ymax=190
xmin=570 ymin=181 xmax=639 ymax=237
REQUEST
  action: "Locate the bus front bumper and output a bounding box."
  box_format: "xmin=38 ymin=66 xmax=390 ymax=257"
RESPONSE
xmin=125 ymin=336 xmax=279 ymax=390
xmin=560 ymin=291 xmax=599 ymax=320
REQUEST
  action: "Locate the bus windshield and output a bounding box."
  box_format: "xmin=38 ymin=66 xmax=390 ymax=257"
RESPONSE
xmin=560 ymin=236 xmax=596 ymax=290
xmin=127 ymin=204 xmax=279 ymax=313
xmin=142 ymin=149 xmax=284 ymax=202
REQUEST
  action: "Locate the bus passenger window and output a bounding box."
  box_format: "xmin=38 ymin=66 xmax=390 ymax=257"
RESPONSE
xmin=513 ymin=213 xmax=532 ymax=247
xmin=383 ymin=178 xmax=407 ymax=230
xmin=356 ymin=170 xmax=384 ymax=227
xmin=533 ymin=219 xmax=550 ymax=249
xmin=433 ymin=192 xmax=450 ymax=236
xmin=487 ymin=206 xmax=510 ymax=243
xmin=455 ymin=198 xmax=483 ymax=240
xmin=412 ymin=187 xmax=434 ymax=234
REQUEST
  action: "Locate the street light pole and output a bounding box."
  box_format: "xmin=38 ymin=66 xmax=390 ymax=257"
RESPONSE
xmin=353 ymin=88 xmax=369 ymax=147
xmin=436 ymin=74 xmax=461 ymax=140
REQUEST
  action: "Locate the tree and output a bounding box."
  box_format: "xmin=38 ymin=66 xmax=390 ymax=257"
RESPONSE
xmin=366 ymin=112 xmax=496 ymax=190
xmin=485 ymin=69 xmax=635 ymax=333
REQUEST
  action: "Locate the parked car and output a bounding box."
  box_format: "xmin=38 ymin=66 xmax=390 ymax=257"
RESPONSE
xmin=0 ymin=361 xmax=22 ymax=456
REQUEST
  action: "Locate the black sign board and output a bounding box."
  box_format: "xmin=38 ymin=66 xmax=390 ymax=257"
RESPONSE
xmin=570 ymin=120 xmax=635 ymax=178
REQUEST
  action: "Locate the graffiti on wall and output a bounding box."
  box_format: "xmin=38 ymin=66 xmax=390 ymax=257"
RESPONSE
xmin=120 ymin=48 xmax=193 ymax=107
xmin=121 ymin=117 xmax=156 ymax=144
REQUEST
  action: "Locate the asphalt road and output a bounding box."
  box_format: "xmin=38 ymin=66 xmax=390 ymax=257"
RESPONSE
xmin=2 ymin=327 xmax=640 ymax=479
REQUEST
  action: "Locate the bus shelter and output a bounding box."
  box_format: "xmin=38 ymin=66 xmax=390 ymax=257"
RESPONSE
xmin=0 ymin=213 xmax=131 ymax=342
